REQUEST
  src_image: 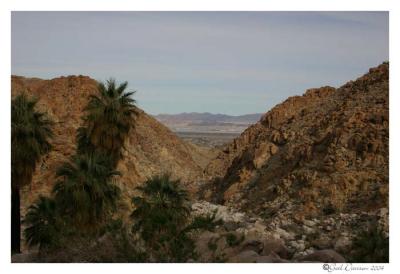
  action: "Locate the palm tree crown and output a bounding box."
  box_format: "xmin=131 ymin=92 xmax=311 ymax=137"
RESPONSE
xmin=77 ymin=79 xmax=138 ymax=167
xmin=53 ymin=153 xmax=121 ymax=230
xmin=24 ymin=196 xmax=59 ymax=251
xmin=131 ymin=174 xmax=190 ymax=242
xmin=12 ymin=93 xmax=53 ymax=188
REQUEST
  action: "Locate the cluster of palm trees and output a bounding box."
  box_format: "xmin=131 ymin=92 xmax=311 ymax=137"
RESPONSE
xmin=12 ymin=79 xmax=218 ymax=262
xmin=11 ymin=79 xmax=137 ymax=253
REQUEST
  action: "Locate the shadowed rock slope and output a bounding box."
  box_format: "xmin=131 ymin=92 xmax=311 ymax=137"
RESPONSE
xmin=203 ymin=62 xmax=389 ymax=220
xmin=11 ymin=75 xmax=211 ymax=216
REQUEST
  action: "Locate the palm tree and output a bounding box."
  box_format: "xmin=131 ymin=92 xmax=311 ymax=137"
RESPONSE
xmin=130 ymin=174 xmax=191 ymax=261
xmin=77 ymin=79 xmax=138 ymax=168
xmin=52 ymin=153 xmax=120 ymax=231
xmin=11 ymin=93 xmax=53 ymax=253
xmin=24 ymin=196 xmax=59 ymax=252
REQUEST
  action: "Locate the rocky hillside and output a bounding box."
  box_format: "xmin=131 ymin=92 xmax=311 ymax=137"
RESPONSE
xmin=11 ymin=75 xmax=211 ymax=215
xmin=203 ymin=63 xmax=389 ymax=221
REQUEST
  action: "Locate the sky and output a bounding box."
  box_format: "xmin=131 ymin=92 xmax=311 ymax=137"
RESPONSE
xmin=11 ymin=12 xmax=389 ymax=115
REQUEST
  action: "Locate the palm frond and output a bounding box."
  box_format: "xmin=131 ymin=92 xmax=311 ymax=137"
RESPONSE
xmin=23 ymin=196 xmax=59 ymax=251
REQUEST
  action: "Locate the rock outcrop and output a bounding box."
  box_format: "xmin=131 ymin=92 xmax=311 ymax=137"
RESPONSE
xmin=203 ymin=63 xmax=389 ymax=220
xmin=196 ymin=63 xmax=389 ymax=262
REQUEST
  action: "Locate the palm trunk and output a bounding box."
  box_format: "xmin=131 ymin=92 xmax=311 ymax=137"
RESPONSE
xmin=11 ymin=186 xmax=21 ymax=254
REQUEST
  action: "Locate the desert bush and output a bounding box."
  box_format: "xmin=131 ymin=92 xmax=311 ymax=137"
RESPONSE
xmin=31 ymin=229 xmax=147 ymax=263
xmin=184 ymin=212 xmax=222 ymax=232
xmin=225 ymin=233 xmax=244 ymax=247
xmin=350 ymin=223 xmax=389 ymax=263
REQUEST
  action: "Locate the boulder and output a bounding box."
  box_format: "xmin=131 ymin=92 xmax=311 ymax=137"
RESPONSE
xmin=310 ymin=237 xmax=332 ymax=249
xmin=303 ymin=225 xmax=316 ymax=234
xmin=194 ymin=231 xmax=223 ymax=262
xmin=299 ymin=249 xmax=346 ymax=263
xmin=275 ymin=227 xmax=295 ymax=240
xmin=240 ymin=239 xmax=263 ymax=254
xmin=334 ymin=236 xmax=352 ymax=253
xmin=227 ymin=250 xmax=260 ymax=263
xmin=303 ymin=219 xmax=317 ymax=227
xmin=224 ymin=221 xmax=240 ymax=231
xmin=228 ymin=250 xmax=288 ymax=263
xmin=256 ymin=253 xmax=289 ymax=263
xmin=12 ymin=252 xmax=38 ymax=263
xmin=261 ymin=238 xmax=289 ymax=259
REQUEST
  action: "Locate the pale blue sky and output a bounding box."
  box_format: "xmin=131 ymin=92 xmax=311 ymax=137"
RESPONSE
xmin=12 ymin=12 xmax=388 ymax=115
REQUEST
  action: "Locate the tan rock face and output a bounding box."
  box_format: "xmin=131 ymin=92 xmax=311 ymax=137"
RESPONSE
xmin=203 ymin=63 xmax=389 ymax=218
xmin=11 ymin=75 xmax=209 ymax=216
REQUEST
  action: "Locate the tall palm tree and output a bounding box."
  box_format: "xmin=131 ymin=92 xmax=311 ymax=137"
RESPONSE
xmin=24 ymin=196 xmax=59 ymax=252
xmin=52 ymin=153 xmax=120 ymax=231
xmin=77 ymin=79 xmax=138 ymax=168
xmin=130 ymin=174 xmax=190 ymax=261
xmin=11 ymin=93 xmax=53 ymax=253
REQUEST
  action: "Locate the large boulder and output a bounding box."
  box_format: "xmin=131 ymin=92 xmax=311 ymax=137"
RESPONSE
xmin=240 ymin=239 xmax=263 ymax=254
xmin=227 ymin=250 xmax=260 ymax=263
xmin=261 ymin=238 xmax=289 ymax=259
xmin=334 ymin=236 xmax=352 ymax=253
xmin=227 ymin=250 xmax=288 ymax=263
xmin=299 ymin=249 xmax=346 ymax=263
xmin=255 ymin=254 xmax=289 ymax=263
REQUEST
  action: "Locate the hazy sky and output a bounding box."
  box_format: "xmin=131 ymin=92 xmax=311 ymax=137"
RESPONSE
xmin=12 ymin=12 xmax=388 ymax=115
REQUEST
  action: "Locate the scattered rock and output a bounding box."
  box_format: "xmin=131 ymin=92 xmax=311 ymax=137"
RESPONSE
xmin=303 ymin=220 xmax=316 ymax=227
xmin=303 ymin=225 xmax=315 ymax=234
xmin=276 ymin=227 xmax=295 ymax=240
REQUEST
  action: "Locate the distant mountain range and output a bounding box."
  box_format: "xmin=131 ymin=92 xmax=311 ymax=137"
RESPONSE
xmin=153 ymin=112 xmax=263 ymax=133
xmin=154 ymin=112 xmax=263 ymax=124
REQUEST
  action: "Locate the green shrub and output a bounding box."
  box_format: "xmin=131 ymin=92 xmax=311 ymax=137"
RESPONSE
xmin=322 ymin=203 xmax=336 ymax=215
xmin=225 ymin=233 xmax=244 ymax=247
xmin=350 ymin=224 xmax=389 ymax=263
xmin=207 ymin=239 xmax=218 ymax=251
xmin=184 ymin=211 xmax=222 ymax=232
